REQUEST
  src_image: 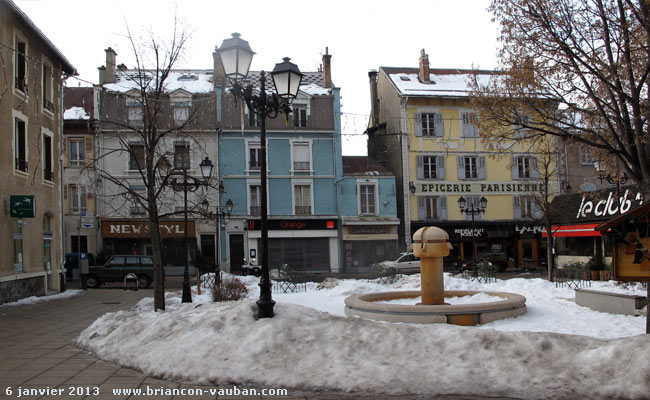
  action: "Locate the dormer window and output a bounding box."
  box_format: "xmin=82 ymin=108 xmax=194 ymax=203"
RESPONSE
xmin=170 ymin=92 xmax=192 ymax=126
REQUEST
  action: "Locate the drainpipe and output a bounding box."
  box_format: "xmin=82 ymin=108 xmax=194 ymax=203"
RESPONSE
xmin=59 ymin=79 xmax=66 ymax=292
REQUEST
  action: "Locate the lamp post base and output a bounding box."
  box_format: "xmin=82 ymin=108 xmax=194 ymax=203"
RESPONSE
xmin=256 ymin=298 xmax=275 ymax=319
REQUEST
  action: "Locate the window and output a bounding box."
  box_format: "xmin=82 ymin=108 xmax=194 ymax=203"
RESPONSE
xmin=514 ymin=196 xmax=540 ymax=219
xmin=292 ymin=142 xmax=310 ymax=171
xmin=250 ymin=185 xmax=261 ymax=216
xmin=13 ymin=221 xmax=23 ymax=273
xmin=461 ymin=112 xmax=479 ymax=138
xmin=417 ymin=196 xmax=447 ymax=220
xmin=415 ymin=112 xmax=443 ymax=137
xmin=173 ymin=101 xmax=191 ymax=125
xmin=127 ymin=101 xmax=143 ymax=125
xmin=14 ymin=116 xmax=27 ymax=173
xmin=43 ymin=132 xmax=53 ymax=182
xmin=457 ymin=155 xmax=485 ymax=180
xmin=294 ymin=185 xmax=311 ymax=215
xmin=69 ymin=139 xmax=85 ymax=166
xmin=293 ymin=105 xmax=308 ymax=127
xmin=69 ymin=185 xmax=86 ymax=213
xmin=513 ymin=112 xmax=530 ymax=138
xmin=42 ymin=63 xmax=54 ymax=112
xmin=15 ymin=36 xmax=26 ymax=93
xmin=128 ymin=142 xmax=144 ymax=170
xmin=416 ymin=155 xmax=443 ymax=180
xmin=173 ymin=142 xmax=190 ymax=170
xmin=248 ymin=143 xmax=261 ymax=170
xmin=247 ymin=106 xmax=260 ymax=127
xmin=512 ymin=156 xmax=538 ymax=179
xmin=359 ymin=184 xmax=377 ymax=215
xmin=579 ymin=145 xmax=594 ymax=166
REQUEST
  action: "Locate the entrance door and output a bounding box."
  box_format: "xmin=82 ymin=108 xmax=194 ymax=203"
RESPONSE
xmin=229 ymin=234 xmax=244 ymax=274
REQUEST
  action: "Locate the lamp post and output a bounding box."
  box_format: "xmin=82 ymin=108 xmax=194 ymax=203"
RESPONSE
xmin=458 ymin=196 xmax=488 ymax=275
xmin=217 ymin=33 xmax=303 ymax=318
xmin=200 ymin=198 xmax=233 ymax=283
xmin=168 ymin=157 xmax=214 ymax=303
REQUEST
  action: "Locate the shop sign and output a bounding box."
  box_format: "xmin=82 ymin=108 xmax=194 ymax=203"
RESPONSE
xmin=414 ymin=181 xmax=546 ymax=195
xmin=247 ymin=219 xmax=337 ymax=231
xmin=10 ymin=195 xmax=35 ymax=218
xmin=349 ymin=226 xmax=390 ymax=235
xmin=516 ymin=225 xmax=544 ymax=235
xmin=102 ymin=220 xmax=195 ymax=238
xmin=576 ymin=189 xmax=643 ymax=219
xmin=453 ymin=228 xmax=485 ymax=239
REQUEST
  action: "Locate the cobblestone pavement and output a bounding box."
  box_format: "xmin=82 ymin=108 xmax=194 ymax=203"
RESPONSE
xmin=0 ymin=289 xmax=524 ymax=400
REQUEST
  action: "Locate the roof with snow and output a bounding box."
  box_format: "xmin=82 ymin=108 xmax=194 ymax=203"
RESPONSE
xmin=64 ymin=106 xmax=90 ymax=120
xmin=103 ymin=70 xmax=332 ymax=96
xmin=381 ymin=67 xmax=497 ymax=98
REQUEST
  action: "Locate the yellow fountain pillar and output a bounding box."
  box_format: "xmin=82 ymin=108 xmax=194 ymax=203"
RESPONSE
xmin=412 ymin=227 xmax=452 ymax=305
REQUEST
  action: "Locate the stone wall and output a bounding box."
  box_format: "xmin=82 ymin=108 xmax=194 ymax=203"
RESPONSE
xmin=0 ymin=276 xmax=45 ymax=304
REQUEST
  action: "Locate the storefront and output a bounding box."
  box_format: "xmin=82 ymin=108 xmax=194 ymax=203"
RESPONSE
xmin=245 ymin=218 xmax=340 ymax=273
xmin=341 ymin=216 xmax=400 ymax=271
xmin=100 ymin=219 xmax=197 ymax=267
xmin=545 ymin=186 xmax=645 ymax=266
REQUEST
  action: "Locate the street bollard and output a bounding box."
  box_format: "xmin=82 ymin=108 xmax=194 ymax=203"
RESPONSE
xmin=412 ymin=226 xmax=452 ymax=305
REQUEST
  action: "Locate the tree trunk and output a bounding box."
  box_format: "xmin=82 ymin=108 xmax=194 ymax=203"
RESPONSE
xmin=148 ymin=194 xmax=165 ymax=311
xmin=545 ymin=217 xmax=554 ymax=282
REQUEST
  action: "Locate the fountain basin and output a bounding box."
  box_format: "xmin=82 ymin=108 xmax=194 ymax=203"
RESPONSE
xmin=345 ymin=290 xmax=527 ymax=326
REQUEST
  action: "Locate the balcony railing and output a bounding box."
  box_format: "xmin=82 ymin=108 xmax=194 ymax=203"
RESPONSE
xmin=15 ymin=158 xmax=28 ymax=172
xmin=295 ymin=205 xmax=312 ymax=215
xmin=44 ymin=170 xmax=54 ymax=182
xmin=43 ymin=99 xmax=54 ymax=113
xmin=250 ymin=206 xmax=261 ymax=216
xmin=293 ymin=161 xmax=310 ymax=171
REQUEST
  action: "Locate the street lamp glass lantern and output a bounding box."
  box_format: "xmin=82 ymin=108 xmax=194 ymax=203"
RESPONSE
xmin=271 ymin=57 xmax=303 ymax=103
xmin=225 ymin=199 xmax=234 ymax=215
xmin=199 ymin=157 xmax=214 ymax=181
xmin=457 ymin=196 xmax=467 ymax=211
xmin=200 ymin=199 xmax=209 ymax=213
xmin=479 ymin=196 xmax=488 ymax=211
xmin=218 ymin=33 xmax=255 ymax=83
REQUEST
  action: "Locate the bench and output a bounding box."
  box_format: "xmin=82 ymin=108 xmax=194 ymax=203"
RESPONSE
xmin=575 ymin=288 xmax=646 ymax=316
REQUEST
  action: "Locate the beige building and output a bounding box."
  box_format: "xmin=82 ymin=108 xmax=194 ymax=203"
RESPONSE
xmin=0 ymin=0 xmax=75 ymax=303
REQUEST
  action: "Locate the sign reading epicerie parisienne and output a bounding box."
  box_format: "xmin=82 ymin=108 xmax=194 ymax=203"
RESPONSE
xmin=415 ymin=181 xmax=547 ymax=195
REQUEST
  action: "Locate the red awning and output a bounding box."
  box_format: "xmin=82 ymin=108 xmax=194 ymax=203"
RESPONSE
xmin=542 ymin=223 xmax=601 ymax=237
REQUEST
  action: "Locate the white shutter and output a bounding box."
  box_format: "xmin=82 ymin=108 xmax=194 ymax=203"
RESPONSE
xmin=436 ymin=156 xmax=445 ymax=180
xmin=414 ymin=113 xmax=423 ymax=137
xmin=416 ymin=155 xmax=424 ymax=179
xmin=457 ymin=156 xmax=465 ymax=179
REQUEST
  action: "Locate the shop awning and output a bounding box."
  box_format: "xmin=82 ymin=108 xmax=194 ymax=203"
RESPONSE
xmin=542 ymin=223 xmax=601 ymax=237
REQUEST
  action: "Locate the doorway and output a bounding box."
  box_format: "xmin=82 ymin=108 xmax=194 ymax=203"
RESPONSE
xmin=229 ymin=234 xmax=244 ymax=274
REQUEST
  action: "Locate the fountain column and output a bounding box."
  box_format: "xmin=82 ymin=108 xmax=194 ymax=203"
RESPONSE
xmin=412 ymin=227 xmax=452 ymax=305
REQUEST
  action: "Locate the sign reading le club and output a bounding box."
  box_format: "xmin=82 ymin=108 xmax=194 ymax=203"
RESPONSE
xmin=102 ymin=220 xmax=196 ymax=238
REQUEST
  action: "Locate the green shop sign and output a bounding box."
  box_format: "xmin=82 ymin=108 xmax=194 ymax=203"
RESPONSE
xmin=10 ymin=195 xmax=35 ymax=218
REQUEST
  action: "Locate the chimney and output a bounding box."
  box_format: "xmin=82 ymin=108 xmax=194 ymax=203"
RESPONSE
xmin=322 ymin=47 xmax=332 ymax=88
xmin=368 ymin=70 xmax=380 ymax=127
xmin=419 ymin=49 xmax=430 ymax=83
xmin=213 ymin=46 xmax=226 ymax=88
xmin=99 ymin=47 xmax=117 ymax=85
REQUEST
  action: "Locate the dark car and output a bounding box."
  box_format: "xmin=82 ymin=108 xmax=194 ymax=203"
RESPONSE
xmin=457 ymin=250 xmax=510 ymax=272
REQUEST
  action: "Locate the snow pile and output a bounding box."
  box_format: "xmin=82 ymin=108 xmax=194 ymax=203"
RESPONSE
xmin=1 ymin=290 xmax=84 ymax=308
xmin=64 ymin=106 xmax=90 ymax=120
xmin=76 ymin=274 xmax=649 ymax=399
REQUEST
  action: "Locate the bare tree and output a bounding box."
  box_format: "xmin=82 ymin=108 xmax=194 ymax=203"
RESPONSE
xmin=90 ymin=20 xmax=217 ymax=311
xmin=470 ymin=0 xmax=650 ymax=198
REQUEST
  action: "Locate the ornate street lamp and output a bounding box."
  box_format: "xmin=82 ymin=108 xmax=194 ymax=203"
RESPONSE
xmin=458 ymin=196 xmax=488 ymax=276
xmin=167 ymin=156 xmax=214 ymax=303
xmin=217 ymin=33 xmax=303 ymax=318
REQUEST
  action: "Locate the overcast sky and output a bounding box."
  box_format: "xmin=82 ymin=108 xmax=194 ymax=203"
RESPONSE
xmin=16 ymin=0 xmax=500 ymax=155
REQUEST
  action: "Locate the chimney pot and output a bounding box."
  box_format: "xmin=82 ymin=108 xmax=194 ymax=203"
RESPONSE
xmin=322 ymin=47 xmax=332 ymax=88
xmin=419 ymin=49 xmax=430 ymax=83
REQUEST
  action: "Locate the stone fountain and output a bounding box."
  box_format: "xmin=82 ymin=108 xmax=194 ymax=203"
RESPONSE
xmin=344 ymin=226 xmax=527 ymax=326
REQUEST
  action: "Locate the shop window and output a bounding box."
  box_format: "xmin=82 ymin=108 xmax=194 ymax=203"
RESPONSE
xmin=556 ymin=236 xmax=594 ymax=256
xmin=521 ymin=241 xmax=533 ymax=259
xmin=13 ymin=221 xmax=24 ymax=273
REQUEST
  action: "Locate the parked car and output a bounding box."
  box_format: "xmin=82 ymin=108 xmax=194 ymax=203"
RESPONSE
xmin=379 ymin=252 xmax=421 ymax=274
xmin=457 ymin=250 xmax=509 ymax=272
xmin=84 ymin=255 xmax=195 ymax=288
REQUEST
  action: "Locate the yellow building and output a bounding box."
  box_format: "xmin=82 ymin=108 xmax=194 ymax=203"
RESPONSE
xmin=367 ymin=50 xmax=558 ymax=269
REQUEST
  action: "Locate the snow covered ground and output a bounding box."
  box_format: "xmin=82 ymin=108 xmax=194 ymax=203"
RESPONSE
xmin=76 ymin=273 xmax=649 ymax=399
xmin=1 ymin=289 xmax=84 ymax=308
